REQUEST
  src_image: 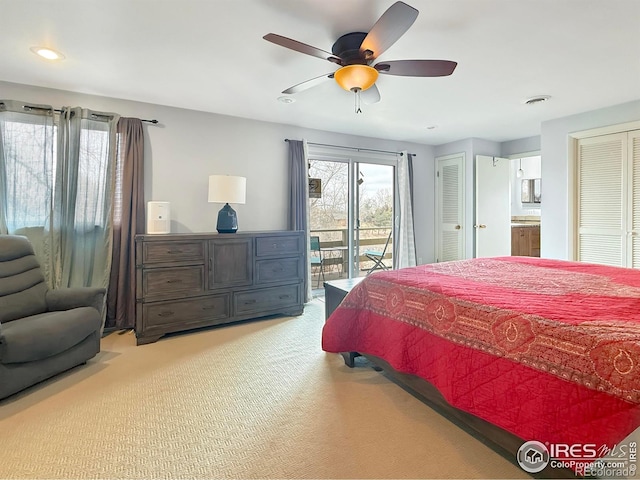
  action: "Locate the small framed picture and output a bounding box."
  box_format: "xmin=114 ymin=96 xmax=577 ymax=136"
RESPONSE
xmin=309 ymin=178 xmax=322 ymax=198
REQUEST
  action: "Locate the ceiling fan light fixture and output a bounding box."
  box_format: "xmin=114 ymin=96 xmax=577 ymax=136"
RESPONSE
xmin=334 ymin=65 xmax=378 ymax=92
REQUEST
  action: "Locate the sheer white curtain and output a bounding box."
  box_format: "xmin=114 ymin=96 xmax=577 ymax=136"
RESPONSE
xmin=395 ymin=150 xmax=416 ymax=268
xmin=0 ymin=100 xmax=119 ymax=290
xmin=0 ymin=100 xmax=56 ymax=265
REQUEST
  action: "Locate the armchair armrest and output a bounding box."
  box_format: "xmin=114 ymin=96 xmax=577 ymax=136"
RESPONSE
xmin=46 ymin=287 xmax=106 ymax=313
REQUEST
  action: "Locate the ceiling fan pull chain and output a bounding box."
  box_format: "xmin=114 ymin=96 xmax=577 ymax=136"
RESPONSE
xmin=354 ymin=87 xmax=362 ymax=114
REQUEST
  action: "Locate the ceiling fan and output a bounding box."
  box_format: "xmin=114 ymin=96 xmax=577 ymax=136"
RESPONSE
xmin=264 ymin=1 xmax=457 ymax=113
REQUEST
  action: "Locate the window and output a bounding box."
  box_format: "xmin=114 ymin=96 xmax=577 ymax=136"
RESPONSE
xmin=1 ymin=119 xmax=55 ymax=231
xmin=1 ymin=114 xmax=112 ymax=233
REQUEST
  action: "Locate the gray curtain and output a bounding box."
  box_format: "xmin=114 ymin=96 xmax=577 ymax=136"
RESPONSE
xmin=287 ymin=139 xmax=312 ymax=302
xmin=106 ymin=118 xmax=145 ymax=330
xmin=50 ymin=107 xmax=120 ymax=290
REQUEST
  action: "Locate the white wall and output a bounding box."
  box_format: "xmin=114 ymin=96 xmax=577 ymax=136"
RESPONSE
xmin=501 ymin=135 xmax=540 ymax=157
xmin=541 ymin=100 xmax=640 ymax=259
xmin=411 ymin=144 xmax=436 ymax=264
xmin=0 ymin=80 xmax=435 ymax=261
xmin=7 ymin=80 xmax=635 ymax=265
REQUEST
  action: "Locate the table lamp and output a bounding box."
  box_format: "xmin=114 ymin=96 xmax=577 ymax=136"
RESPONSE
xmin=208 ymin=175 xmax=246 ymax=233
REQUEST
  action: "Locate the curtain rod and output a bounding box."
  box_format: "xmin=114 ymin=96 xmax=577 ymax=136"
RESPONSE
xmin=1 ymin=103 xmax=159 ymax=124
xmin=284 ymin=138 xmax=414 ymax=157
xmin=49 ymin=108 xmax=159 ymax=124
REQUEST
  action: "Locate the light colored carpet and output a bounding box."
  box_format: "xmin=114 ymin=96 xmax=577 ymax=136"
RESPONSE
xmin=0 ymin=300 xmax=528 ymax=479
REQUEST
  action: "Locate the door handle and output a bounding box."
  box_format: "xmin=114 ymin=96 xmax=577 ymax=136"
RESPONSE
xmin=454 ymin=225 xmax=461 ymax=230
xmin=473 ymin=224 xmax=487 ymax=229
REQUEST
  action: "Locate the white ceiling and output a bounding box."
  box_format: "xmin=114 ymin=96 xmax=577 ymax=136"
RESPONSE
xmin=2 ymin=0 xmax=639 ymax=145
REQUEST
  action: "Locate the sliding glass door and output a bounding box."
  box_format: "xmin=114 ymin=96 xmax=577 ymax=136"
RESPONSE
xmin=356 ymin=162 xmax=394 ymax=276
xmin=309 ymin=157 xmax=394 ymax=283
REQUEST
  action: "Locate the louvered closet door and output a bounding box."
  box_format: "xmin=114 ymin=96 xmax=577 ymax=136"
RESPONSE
xmin=628 ymin=130 xmax=640 ymax=267
xmin=437 ymin=155 xmax=465 ymax=262
xmin=577 ymin=133 xmax=627 ymax=266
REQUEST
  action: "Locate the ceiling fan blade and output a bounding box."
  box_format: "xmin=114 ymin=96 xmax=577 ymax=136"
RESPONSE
xmin=359 ymin=2 xmax=418 ymax=61
xmin=264 ymin=33 xmax=343 ymax=64
xmin=282 ymin=72 xmax=335 ymax=94
xmin=375 ymin=60 xmax=457 ymax=77
xmin=361 ymin=84 xmax=381 ymax=104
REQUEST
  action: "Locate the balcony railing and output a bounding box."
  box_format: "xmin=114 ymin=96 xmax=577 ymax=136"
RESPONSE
xmin=310 ymin=227 xmax=392 ymax=285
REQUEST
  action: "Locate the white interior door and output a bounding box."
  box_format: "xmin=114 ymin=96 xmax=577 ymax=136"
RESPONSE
xmin=436 ymin=153 xmax=465 ymax=262
xmin=475 ymin=155 xmax=511 ymax=257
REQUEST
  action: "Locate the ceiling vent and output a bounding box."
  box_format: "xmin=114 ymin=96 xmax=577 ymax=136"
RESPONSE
xmin=524 ymin=95 xmax=551 ymax=105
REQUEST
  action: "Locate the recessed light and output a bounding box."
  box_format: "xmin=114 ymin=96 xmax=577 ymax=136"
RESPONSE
xmin=30 ymin=46 xmax=65 ymax=61
xmin=524 ymin=95 xmax=551 ymax=105
xmin=278 ymin=96 xmax=295 ymax=104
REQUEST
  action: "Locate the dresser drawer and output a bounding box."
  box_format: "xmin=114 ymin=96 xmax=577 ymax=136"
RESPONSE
xmin=234 ymin=285 xmax=300 ymax=315
xmin=255 ymin=258 xmax=302 ymax=284
xmin=141 ymin=266 xmax=205 ymax=298
xmin=143 ymin=294 xmax=230 ymax=328
xmin=142 ymin=241 xmax=205 ymax=264
xmin=255 ymin=234 xmax=302 ymax=257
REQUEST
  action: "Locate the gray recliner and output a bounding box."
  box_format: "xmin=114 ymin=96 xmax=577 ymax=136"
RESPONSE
xmin=0 ymin=235 xmax=104 ymax=400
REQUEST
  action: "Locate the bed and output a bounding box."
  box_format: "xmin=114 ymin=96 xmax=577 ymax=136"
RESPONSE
xmin=322 ymin=256 xmax=640 ymax=478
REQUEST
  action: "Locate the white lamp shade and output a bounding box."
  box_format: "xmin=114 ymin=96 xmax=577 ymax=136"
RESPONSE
xmin=208 ymin=175 xmax=246 ymax=204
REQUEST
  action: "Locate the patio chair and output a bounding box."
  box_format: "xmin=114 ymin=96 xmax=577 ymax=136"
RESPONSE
xmin=310 ymin=236 xmax=325 ymax=287
xmin=365 ymin=232 xmax=392 ymax=275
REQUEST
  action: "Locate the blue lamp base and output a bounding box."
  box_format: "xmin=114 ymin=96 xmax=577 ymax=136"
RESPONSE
xmin=216 ymin=203 xmax=238 ymax=234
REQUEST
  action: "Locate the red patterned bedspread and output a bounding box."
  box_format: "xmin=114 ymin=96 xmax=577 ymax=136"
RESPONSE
xmin=322 ymin=257 xmax=640 ymax=452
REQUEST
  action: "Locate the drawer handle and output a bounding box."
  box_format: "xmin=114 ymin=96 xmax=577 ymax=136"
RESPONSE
xmin=279 ymin=294 xmax=290 ymax=299
xmin=167 ymin=249 xmax=183 ymax=254
xmin=158 ymin=311 xmax=174 ymax=317
xmin=166 ymin=279 xmax=183 ymax=284
xmin=244 ymin=299 xmax=257 ymax=305
xmin=202 ymin=306 xmax=217 ymax=311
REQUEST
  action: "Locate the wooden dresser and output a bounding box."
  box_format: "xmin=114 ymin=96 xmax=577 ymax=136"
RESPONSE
xmin=135 ymin=231 xmax=305 ymax=345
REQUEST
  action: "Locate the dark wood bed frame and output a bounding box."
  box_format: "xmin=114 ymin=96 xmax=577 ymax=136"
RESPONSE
xmin=325 ymin=279 xmax=574 ymax=479
xmin=342 ymin=352 xmax=575 ymax=479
